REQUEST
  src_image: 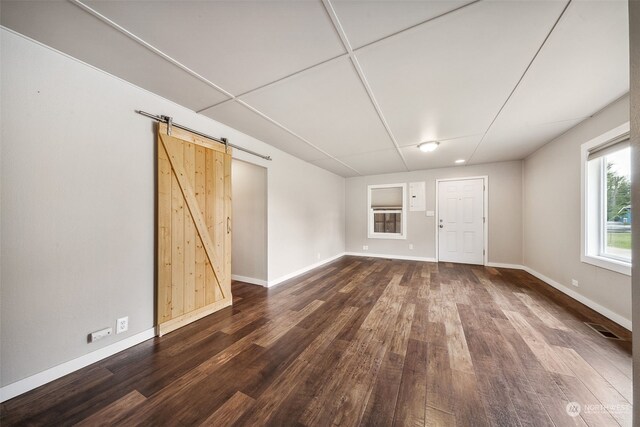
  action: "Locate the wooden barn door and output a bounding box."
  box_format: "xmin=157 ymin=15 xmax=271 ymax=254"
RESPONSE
xmin=157 ymin=123 xmax=232 ymax=336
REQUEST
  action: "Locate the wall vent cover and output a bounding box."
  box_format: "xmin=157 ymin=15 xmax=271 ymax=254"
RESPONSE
xmin=584 ymin=322 xmax=621 ymax=340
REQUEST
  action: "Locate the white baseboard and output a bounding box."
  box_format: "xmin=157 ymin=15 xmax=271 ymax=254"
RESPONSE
xmin=231 ymin=274 xmax=268 ymax=287
xmin=485 ymin=262 xmax=525 ymax=269
xmin=345 ymin=252 xmax=437 ymax=263
xmin=0 ymin=328 xmax=156 ymax=403
xmin=521 ymin=266 xmax=631 ymax=331
xmin=268 ymin=252 xmax=346 ymax=287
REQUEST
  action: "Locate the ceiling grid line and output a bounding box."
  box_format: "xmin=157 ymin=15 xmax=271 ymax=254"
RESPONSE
xmin=70 ymin=0 xmax=362 ymax=176
xmin=6 ymin=0 xmax=620 ymax=176
xmin=196 ymin=98 xmax=235 ymax=114
xmin=466 ymin=0 xmax=573 ymax=164
xmin=352 ymin=0 xmax=482 ymax=53
xmin=322 ymin=0 xmax=410 ymax=172
xmin=70 ymin=0 xmax=235 ymax=99
xmin=221 ymin=0 xmax=482 ymax=113
xmin=235 ymin=99 xmax=364 ymax=175
xmin=196 ymin=53 xmax=349 ymax=113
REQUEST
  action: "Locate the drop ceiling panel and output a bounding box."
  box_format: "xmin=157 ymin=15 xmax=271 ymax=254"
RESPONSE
xmin=402 ymin=135 xmax=481 ymax=171
xmin=0 ymin=1 xmax=229 ymax=111
xmin=85 ymin=0 xmax=346 ymax=95
xmin=331 ymin=0 xmax=472 ymax=48
xmin=355 ymin=0 xmax=569 ymax=147
xmin=201 ymin=100 xmax=327 ymax=162
xmin=240 ymin=57 xmax=395 ymax=158
xmin=470 ymin=118 xmax=586 ymax=165
xmin=3 ymin=0 xmax=628 ymax=178
xmin=473 ymin=0 xmax=629 ymax=161
xmin=310 ymin=158 xmax=360 ymax=178
xmin=337 ymin=149 xmax=407 ymax=176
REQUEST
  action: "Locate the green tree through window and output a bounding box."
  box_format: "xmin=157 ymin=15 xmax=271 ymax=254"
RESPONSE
xmin=606 ymin=163 xmax=631 ymax=222
xmin=604 ymin=146 xmax=631 ymax=258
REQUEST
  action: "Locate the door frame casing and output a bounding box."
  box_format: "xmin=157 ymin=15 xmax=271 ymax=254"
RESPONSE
xmin=434 ymin=176 xmax=488 ymax=265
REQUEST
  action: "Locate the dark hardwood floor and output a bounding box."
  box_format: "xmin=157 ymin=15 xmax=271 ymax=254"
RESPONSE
xmin=1 ymin=257 xmax=632 ymax=426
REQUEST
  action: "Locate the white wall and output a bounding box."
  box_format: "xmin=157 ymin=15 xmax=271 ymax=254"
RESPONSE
xmin=523 ymin=95 xmax=631 ymax=324
xmin=345 ymin=161 xmax=523 ymax=265
xmin=232 ymin=160 xmax=267 ymax=284
xmin=268 ymin=151 xmax=345 ymax=283
xmin=0 ymin=29 xmax=345 ymax=389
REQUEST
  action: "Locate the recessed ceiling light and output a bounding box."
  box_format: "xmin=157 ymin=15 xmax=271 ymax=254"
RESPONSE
xmin=418 ymin=141 xmax=439 ymax=152
xmin=455 ymin=159 xmax=465 ymax=164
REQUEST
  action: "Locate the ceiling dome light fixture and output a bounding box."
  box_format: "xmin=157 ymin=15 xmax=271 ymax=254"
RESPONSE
xmin=455 ymin=159 xmax=465 ymax=164
xmin=418 ymin=141 xmax=439 ymax=152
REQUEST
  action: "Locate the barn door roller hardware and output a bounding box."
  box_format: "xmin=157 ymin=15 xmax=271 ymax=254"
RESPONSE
xmin=136 ymin=110 xmax=272 ymax=161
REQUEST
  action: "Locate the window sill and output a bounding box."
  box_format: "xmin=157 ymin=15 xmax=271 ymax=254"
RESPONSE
xmin=581 ymin=254 xmax=631 ymax=276
xmin=368 ymin=233 xmax=406 ymax=240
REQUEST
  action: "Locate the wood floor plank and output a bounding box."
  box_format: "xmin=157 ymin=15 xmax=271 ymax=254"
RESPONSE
xmin=389 ymin=302 xmax=416 ymax=356
xmin=554 ymin=346 xmax=632 ymax=426
xmin=426 ymin=343 xmax=455 ymax=415
xmin=299 ymin=273 xmax=408 ymax=426
xmin=537 ymin=395 xmax=589 ymax=427
xmin=393 ymin=338 xmax=428 ymax=427
xmin=1 ymin=257 xmax=631 ymax=426
xmin=426 ymin=405 xmax=457 ymax=427
xmin=552 ymin=373 xmax=622 ymax=427
xmin=360 ymin=350 xmax=405 ymax=427
xmin=515 ymin=292 xmax=570 ymax=331
xmin=198 ymin=391 xmax=255 ymax=426
xmin=450 ymin=369 xmax=491 ymax=427
xmin=265 ymin=339 xmax=350 ymax=426
xmin=1 ymin=365 xmax=114 ymax=424
xmin=503 ymin=310 xmax=575 ymax=376
xmin=475 ymin=370 xmax=523 ymax=427
xmin=74 ymin=390 xmax=146 ymax=427
xmin=237 ymin=306 xmax=359 ymax=426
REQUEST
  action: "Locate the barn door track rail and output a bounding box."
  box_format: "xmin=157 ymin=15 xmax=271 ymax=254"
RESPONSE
xmin=136 ymin=110 xmax=272 ymax=161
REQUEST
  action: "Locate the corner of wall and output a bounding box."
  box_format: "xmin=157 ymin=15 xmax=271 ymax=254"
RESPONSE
xmin=521 ymin=158 xmax=526 ymax=266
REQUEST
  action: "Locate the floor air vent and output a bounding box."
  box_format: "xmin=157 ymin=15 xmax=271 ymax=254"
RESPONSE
xmin=584 ymin=322 xmax=621 ymax=340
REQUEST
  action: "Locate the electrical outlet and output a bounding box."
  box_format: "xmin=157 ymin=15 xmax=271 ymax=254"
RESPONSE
xmin=409 ymin=244 xmax=414 ymax=250
xmin=90 ymin=327 xmax=112 ymax=343
xmin=116 ymin=316 xmax=129 ymax=334
xmin=571 ymin=279 xmax=579 ymax=287
xmin=363 ymin=245 xmax=368 ymax=251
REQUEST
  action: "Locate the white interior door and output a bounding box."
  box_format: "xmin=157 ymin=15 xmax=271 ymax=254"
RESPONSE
xmin=437 ymin=178 xmax=485 ymax=265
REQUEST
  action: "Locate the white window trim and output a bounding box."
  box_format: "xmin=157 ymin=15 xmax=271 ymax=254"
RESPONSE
xmin=367 ymin=183 xmax=407 ymax=240
xmin=580 ymin=122 xmax=631 ymax=276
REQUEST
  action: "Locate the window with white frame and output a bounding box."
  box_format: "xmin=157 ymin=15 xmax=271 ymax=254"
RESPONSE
xmin=582 ymin=125 xmax=631 ymax=275
xmin=368 ymin=184 xmax=407 ymax=239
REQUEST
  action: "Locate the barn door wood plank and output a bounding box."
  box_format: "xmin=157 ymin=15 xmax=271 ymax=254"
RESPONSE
xmin=183 ymin=141 xmax=197 ymax=313
xmin=213 ymin=151 xmax=225 ymax=302
xmin=157 ymin=139 xmax=173 ymax=323
xmin=205 ymin=149 xmax=216 ymax=305
xmin=194 ymin=145 xmax=207 ymax=310
xmin=160 ymin=133 xmax=226 ymax=299
xmin=170 ymin=139 xmax=185 ymax=318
